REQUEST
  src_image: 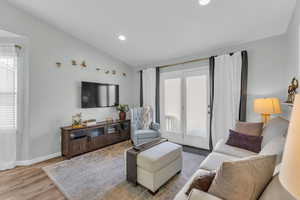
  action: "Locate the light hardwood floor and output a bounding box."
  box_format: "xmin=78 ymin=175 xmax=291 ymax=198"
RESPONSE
xmin=0 ymin=157 xmax=66 ymax=200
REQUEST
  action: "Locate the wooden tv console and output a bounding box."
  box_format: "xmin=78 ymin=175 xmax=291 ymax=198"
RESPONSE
xmin=61 ymin=119 xmax=130 ymax=158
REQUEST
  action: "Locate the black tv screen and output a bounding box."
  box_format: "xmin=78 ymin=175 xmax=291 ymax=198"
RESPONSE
xmin=81 ymin=82 xmax=119 ymax=108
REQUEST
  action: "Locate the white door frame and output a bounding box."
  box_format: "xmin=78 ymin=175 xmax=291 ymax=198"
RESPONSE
xmin=160 ymin=66 xmax=210 ymax=149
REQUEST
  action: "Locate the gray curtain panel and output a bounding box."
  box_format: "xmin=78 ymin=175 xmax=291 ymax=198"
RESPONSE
xmin=140 ymin=70 xmax=143 ymax=107
xmin=209 ymin=56 xmax=215 ymax=151
xmin=155 ymin=67 xmax=160 ymax=123
xmin=239 ymin=51 xmax=248 ymax=122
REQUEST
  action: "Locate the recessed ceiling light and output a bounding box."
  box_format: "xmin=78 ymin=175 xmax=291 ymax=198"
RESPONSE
xmin=199 ymin=0 xmax=211 ymax=6
xmin=118 ymin=35 xmax=126 ymax=41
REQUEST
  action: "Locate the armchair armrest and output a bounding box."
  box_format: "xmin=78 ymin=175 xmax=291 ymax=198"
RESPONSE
xmin=150 ymin=122 xmax=160 ymax=131
xmin=131 ymin=122 xmax=138 ymax=141
xmin=188 ymin=189 xmax=223 ymax=200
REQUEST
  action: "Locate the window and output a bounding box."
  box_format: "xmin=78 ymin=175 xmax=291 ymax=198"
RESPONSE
xmin=0 ymin=46 xmax=18 ymax=130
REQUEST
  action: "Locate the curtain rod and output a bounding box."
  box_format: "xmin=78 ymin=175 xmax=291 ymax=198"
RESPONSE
xmin=139 ymin=50 xmax=245 ymax=71
xmin=158 ymin=57 xmax=210 ymax=69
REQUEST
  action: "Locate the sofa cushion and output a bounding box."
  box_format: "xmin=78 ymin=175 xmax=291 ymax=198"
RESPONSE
xmin=135 ymin=129 xmax=159 ymax=139
xmin=226 ymin=129 xmax=263 ymax=153
xmin=259 ymin=136 xmax=286 ymax=164
xmin=200 ymin=152 xmax=238 ymax=171
xmin=262 ymin=117 xmax=289 ymax=147
xmin=208 ymin=155 xmax=276 ymax=200
xmin=235 ymin=121 xmax=264 ymax=136
xmin=173 ymin=169 xmax=211 ymax=200
xmin=137 ymin=142 xmax=182 ymax=172
xmin=188 ymin=189 xmax=223 ymax=200
xmin=259 ymin=175 xmax=296 ymax=200
xmin=214 ymin=139 xmax=257 ymax=158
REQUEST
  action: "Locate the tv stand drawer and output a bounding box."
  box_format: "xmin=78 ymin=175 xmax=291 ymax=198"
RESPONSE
xmin=69 ymin=137 xmax=88 ymax=157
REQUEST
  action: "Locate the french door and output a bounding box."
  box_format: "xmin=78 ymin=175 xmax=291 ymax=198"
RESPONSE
xmin=160 ymin=67 xmax=210 ymax=149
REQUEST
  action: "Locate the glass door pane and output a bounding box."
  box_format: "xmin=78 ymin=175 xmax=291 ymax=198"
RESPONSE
xmin=186 ymin=75 xmax=208 ymax=137
xmin=164 ymin=78 xmax=181 ymax=133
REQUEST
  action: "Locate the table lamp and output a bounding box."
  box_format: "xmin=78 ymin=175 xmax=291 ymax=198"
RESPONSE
xmin=253 ymin=98 xmax=282 ymax=123
xmin=280 ymin=94 xmax=300 ymax=199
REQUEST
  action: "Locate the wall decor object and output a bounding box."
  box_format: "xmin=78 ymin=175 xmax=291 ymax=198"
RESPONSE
xmin=122 ymin=72 xmax=126 ymax=77
xmin=112 ymin=70 xmax=116 ymax=75
xmin=286 ymin=77 xmax=299 ymax=103
xmin=96 ymin=68 xmax=101 ymax=71
xmin=56 ymin=62 xmax=62 ymax=67
xmin=71 ymin=60 xmax=77 ymax=66
xmin=105 ymin=70 xmax=110 ymax=74
xmin=81 ymin=61 xmax=87 ymax=68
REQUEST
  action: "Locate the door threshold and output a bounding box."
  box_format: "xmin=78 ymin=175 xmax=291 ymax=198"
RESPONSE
xmin=182 ymin=145 xmax=211 ymax=156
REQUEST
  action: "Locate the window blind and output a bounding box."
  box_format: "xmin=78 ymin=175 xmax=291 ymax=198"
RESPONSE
xmin=0 ymin=46 xmax=18 ymax=130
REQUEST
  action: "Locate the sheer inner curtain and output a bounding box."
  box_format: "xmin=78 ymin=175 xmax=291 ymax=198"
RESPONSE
xmin=0 ymin=45 xmax=18 ymax=170
xmin=212 ymin=52 xmax=242 ymax=146
xmin=142 ymin=68 xmax=156 ymax=122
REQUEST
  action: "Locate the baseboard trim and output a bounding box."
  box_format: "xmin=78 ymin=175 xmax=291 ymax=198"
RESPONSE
xmin=0 ymin=162 xmax=16 ymax=171
xmin=15 ymin=152 xmax=61 ymax=166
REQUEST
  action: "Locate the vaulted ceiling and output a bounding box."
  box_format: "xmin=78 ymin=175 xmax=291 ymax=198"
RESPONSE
xmin=7 ymin=0 xmax=296 ymax=67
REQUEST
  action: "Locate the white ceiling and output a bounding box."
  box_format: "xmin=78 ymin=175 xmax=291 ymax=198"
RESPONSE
xmin=7 ymin=0 xmax=296 ymax=67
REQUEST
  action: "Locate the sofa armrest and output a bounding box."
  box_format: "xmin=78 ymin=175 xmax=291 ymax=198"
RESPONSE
xmin=150 ymin=122 xmax=160 ymax=131
xmin=188 ymin=189 xmax=223 ymax=200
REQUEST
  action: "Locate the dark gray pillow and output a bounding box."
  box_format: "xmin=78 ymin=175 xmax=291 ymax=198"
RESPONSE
xmin=226 ymin=129 xmax=263 ymax=153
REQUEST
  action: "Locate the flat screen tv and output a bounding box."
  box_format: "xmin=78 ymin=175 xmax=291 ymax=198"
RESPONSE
xmin=81 ymin=81 xmax=119 ymax=108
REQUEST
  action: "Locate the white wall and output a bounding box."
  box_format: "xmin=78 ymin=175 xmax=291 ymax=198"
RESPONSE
xmin=137 ymin=34 xmax=290 ymax=122
xmin=0 ymin=1 xmax=135 ymax=161
xmin=286 ymin=0 xmax=300 ymax=81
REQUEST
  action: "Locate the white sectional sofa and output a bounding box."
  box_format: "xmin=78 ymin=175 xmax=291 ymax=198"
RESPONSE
xmin=174 ymin=117 xmax=296 ymax=200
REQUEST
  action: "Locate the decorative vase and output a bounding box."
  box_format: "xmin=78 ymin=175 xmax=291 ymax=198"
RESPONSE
xmin=119 ymin=112 xmax=126 ymax=120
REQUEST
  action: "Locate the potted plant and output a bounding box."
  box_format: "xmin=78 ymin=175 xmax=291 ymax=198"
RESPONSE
xmin=116 ymin=104 xmax=129 ymax=120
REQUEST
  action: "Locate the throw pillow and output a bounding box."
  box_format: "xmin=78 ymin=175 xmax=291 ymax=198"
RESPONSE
xmin=259 ymin=136 xmax=286 ymax=164
xmin=261 ymin=117 xmax=289 ymax=147
xmin=185 ymin=172 xmax=216 ymax=195
xmin=226 ymin=129 xmax=263 ymax=153
xmin=235 ymin=121 xmax=264 ymax=136
xmin=141 ymin=106 xmax=152 ymax=129
xmin=208 ymin=155 xmax=276 ymax=200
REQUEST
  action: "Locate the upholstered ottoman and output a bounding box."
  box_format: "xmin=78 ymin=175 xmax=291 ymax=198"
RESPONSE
xmin=136 ymin=142 xmax=182 ymax=193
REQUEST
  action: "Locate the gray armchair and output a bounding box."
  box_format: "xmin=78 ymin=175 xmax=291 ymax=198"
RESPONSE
xmin=130 ymin=107 xmax=161 ymax=146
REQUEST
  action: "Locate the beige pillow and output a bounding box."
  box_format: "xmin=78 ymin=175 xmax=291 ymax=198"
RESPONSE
xmin=235 ymin=121 xmax=264 ymax=136
xmin=208 ymin=155 xmax=276 ymax=200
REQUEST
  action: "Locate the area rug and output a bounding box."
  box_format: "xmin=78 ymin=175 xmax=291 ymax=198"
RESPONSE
xmin=43 ymin=141 xmax=205 ymax=200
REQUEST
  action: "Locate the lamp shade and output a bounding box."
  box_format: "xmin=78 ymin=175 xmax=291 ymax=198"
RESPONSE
xmin=280 ymin=94 xmax=300 ymax=198
xmin=253 ymin=98 xmax=282 ymax=114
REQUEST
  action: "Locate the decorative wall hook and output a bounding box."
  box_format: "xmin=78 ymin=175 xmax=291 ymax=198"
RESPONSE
xmin=122 ymin=72 xmax=127 ymax=77
xmin=71 ymin=60 xmax=77 ymax=66
xmin=96 ymin=68 xmax=101 ymax=72
xmin=56 ymin=62 xmax=62 ymax=68
xmin=112 ymin=70 xmax=116 ymax=75
xmin=81 ymin=61 xmax=87 ymax=68
xmin=105 ymin=70 xmax=110 ymax=74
